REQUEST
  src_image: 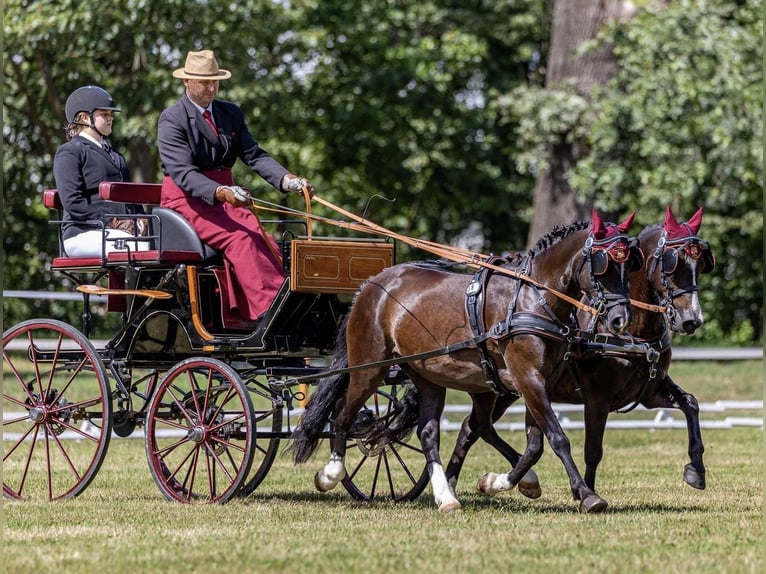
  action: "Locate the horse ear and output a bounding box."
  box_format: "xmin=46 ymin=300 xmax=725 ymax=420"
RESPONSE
xmin=664 ymin=206 xmax=686 ymax=239
xmin=591 ymin=209 xmax=606 ymax=239
xmin=616 ymin=211 xmax=636 ymax=234
xmin=685 ymin=207 xmax=704 ymax=234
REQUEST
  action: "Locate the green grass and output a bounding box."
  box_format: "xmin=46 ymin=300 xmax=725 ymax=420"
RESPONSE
xmin=3 ymin=360 xmax=763 ymax=573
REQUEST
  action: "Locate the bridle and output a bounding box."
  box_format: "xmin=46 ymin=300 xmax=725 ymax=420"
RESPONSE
xmin=648 ymin=231 xmax=715 ymax=322
xmin=577 ymin=232 xmax=644 ymax=331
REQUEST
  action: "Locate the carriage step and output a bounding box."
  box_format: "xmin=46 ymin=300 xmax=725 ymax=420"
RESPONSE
xmin=76 ymin=285 xmax=173 ymax=299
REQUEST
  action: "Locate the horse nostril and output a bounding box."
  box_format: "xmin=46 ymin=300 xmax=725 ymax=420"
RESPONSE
xmin=683 ymin=319 xmax=702 ymax=334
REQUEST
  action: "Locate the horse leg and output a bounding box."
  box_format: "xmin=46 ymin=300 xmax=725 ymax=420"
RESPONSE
xmin=643 ymin=376 xmax=706 ymax=489
xmin=315 ymin=368 xmax=385 ymax=493
xmin=445 ymin=393 xmax=541 ymax=499
xmin=481 ymin=380 xmax=607 ymax=513
xmin=476 ymin=408 xmax=545 ymax=497
xmin=582 ymin=402 xmax=610 ymax=491
xmin=413 ymin=380 xmax=461 ymax=513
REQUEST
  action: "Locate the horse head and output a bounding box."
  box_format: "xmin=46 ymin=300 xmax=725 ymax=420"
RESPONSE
xmin=575 ymin=210 xmax=643 ymax=335
xmin=643 ymin=206 xmax=715 ymax=334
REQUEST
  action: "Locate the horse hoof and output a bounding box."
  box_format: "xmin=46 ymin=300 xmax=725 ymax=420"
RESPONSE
xmin=476 ymin=472 xmax=498 ymax=496
xmin=519 ymin=479 xmax=542 ymax=500
xmin=314 ymin=472 xmax=335 ymax=493
xmin=683 ymin=464 xmax=706 ymax=490
xmin=438 ymin=500 xmax=462 ymax=513
xmin=580 ymin=494 xmax=608 ymax=514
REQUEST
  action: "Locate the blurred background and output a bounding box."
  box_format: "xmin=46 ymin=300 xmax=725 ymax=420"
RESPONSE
xmin=2 ymin=0 xmax=762 ymax=343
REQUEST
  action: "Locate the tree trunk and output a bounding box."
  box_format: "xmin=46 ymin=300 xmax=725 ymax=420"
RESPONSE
xmin=526 ymin=0 xmax=637 ymax=247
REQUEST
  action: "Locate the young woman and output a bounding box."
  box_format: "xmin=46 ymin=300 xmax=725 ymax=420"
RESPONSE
xmin=53 ymin=85 xmax=147 ymax=257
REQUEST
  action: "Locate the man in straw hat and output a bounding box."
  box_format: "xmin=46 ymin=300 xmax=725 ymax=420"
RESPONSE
xmin=158 ymin=49 xmax=314 ymax=325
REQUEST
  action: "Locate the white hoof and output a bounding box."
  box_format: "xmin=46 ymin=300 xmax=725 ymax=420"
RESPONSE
xmin=476 ymin=472 xmax=513 ymax=496
xmin=438 ymin=500 xmax=462 ymax=513
xmin=314 ymin=471 xmax=338 ymax=492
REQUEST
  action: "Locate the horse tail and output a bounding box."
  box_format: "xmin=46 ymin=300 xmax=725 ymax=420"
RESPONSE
xmin=290 ymin=317 xmax=351 ymax=464
xmin=358 ymin=382 xmax=421 ymax=451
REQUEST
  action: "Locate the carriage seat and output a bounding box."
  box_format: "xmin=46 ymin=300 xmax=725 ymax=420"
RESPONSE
xmin=45 ymin=182 xmax=219 ymax=272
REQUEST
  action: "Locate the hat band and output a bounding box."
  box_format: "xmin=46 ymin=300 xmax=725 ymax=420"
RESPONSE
xmin=183 ymin=70 xmax=223 ymax=77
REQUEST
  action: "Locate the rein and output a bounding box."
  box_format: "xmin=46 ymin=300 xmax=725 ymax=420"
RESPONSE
xmin=279 ymin=331 xmax=494 ymax=386
xmin=311 ymin=195 xmax=604 ymax=316
xmin=248 ymin=193 xmax=666 ymax=315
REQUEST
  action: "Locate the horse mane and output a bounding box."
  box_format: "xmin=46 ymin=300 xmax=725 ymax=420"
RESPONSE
xmin=527 ymin=220 xmax=590 ymax=257
xmin=638 ymin=223 xmax=662 ymax=241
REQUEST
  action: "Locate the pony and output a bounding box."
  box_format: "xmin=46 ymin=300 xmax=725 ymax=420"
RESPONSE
xmin=397 ymin=207 xmax=715 ymax=506
xmin=291 ymin=211 xmax=642 ymax=512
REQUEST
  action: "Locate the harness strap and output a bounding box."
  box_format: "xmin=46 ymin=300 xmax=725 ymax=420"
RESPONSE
xmin=465 ymin=262 xmax=512 ymax=395
xmin=283 ymin=331 xmax=493 ymax=386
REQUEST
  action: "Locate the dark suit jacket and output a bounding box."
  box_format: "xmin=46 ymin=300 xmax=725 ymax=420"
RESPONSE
xmin=52 ymin=135 xmax=132 ymax=241
xmin=157 ymin=94 xmax=289 ymax=205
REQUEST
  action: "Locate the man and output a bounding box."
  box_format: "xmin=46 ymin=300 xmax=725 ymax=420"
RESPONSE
xmin=158 ymin=49 xmax=314 ymax=322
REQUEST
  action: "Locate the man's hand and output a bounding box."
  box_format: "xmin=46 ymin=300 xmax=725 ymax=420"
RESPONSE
xmin=281 ymin=174 xmax=315 ymax=198
xmin=215 ymin=185 xmax=252 ymax=207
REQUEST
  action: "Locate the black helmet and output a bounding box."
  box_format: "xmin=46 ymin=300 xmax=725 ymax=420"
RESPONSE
xmin=65 ymin=85 xmax=120 ymax=123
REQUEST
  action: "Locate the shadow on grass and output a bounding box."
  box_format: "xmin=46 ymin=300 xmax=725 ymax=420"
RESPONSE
xmin=235 ymin=488 xmax=710 ymax=515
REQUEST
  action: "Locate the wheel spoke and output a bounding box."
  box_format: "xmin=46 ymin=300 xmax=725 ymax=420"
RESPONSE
xmin=3 ymin=320 xmax=111 ymax=500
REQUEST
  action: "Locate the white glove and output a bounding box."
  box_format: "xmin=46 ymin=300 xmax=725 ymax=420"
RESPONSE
xmin=281 ymin=174 xmax=315 ymax=197
xmin=230 ymin=185 xmax=252 ymax=202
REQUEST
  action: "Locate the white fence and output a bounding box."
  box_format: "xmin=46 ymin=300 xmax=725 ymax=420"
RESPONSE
xmin=4 ymin=399 xmax=762 ymax=443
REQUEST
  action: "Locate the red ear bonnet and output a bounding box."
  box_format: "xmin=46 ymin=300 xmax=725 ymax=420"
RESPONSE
xmin=615 ymin=211 xmax=636 ymax=235
xmin=591 ymin=209 xmax=635 ymax=240
xmin=664 ymin=206 xmax=703 ymax=239
xmin=591 ymin=209 xmax=607 ymax=240
xmin=685 ymin=207 xmax=703 ymax=234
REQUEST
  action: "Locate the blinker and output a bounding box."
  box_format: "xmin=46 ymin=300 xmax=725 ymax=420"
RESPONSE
xmin=590 ymin=238 xmax=644 ymax=276
xmin=660 ymin=239 xmax=715 ymax=275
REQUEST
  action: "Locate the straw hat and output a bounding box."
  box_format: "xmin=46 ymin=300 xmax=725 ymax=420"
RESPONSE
xmin=172 ymin=50 xmax=231 ymax=80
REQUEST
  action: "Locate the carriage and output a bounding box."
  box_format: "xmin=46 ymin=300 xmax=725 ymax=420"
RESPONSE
xmin=2 ymin=181 xmax=431 ymax=503
xmin=4 ymin=183 xmax=713 ymax=512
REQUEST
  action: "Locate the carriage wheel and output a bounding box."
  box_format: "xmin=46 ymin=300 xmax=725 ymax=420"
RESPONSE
xmin=144 ymin=357 xmax=255 ymax=503
xmin=340 ymin=383 xmax=429 ymax=502
xmin=236 ymin=378 xmax=283 ymax=498
xmin=3 ymin=319 xmax=112 ymax=501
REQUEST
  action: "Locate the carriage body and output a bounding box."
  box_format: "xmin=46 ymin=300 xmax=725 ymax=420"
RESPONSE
xmin=3 ymin=182 xmax=429 ymax=503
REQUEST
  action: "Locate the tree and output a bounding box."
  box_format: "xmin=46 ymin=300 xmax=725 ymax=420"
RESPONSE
xmin=2 ymin=0 xmax=545 ymax=331
xmin=498 ymin=0 xmax=762 ymax=341
xmin=521 ymin=0 xmax=637 ymax=245
xmin=571 ymin=0 xmax=763 ymax=341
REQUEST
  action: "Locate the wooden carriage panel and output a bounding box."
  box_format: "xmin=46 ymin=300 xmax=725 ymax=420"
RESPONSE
xmin=290 ymin=239 xmax=393 ymax=293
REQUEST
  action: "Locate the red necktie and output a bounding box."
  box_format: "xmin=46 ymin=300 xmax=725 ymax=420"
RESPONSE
xmin=202 ymin=110 xmax=218 ymax=137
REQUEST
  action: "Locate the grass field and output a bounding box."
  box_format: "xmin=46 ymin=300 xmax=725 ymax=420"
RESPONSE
xmin=3 ymin=360 xmax=763 ymax=573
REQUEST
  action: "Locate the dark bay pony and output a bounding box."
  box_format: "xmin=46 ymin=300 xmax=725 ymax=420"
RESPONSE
xmin=430 ymin=207 xmax=715 ymax=504
xmin=291 ymin=211 xmax=642 ymax=512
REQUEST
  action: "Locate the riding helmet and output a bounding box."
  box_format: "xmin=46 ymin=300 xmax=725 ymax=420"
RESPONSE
xmin=65 ymin=85 xmax=120 ymax=123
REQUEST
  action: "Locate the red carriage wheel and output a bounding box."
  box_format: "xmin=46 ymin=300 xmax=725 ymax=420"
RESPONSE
xmin=340 ymin=382 xmax=429 ymax=502
xmin=144 ymin=357 xmax=255 ymax=503
xmin=3 ymin=319 xmax=112 ymax=501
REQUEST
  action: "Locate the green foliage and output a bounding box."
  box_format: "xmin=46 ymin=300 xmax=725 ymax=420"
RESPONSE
xmin=502 ymin=0 xmax=763 ymax=342
xmin=579 ymin=0 xmax=763 ymax=342
xmin=3 ymin=0 xmax=760 ymax=342
xmin=3 ymin=0 xmax=544 ymax=332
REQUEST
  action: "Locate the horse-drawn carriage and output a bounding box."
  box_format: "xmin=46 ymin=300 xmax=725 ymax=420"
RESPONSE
xmin=3 ymin=181 xmax=431 ymax=503
xmin=3 ymin=185 xmax=714 ymax=512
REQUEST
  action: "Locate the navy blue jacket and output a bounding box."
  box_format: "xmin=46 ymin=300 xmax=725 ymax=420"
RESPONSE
xmin=52 ymin=135 xmax=133 ymax=241
xmin=157 ymin=94 xmax=289 ymax=205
